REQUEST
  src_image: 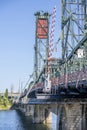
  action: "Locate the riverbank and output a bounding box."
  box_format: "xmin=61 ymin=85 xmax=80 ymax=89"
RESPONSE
xmin=0 ymin=104 xmax=12 ymax=110
xmin=0 ymin=97 xmax=13 ymax=110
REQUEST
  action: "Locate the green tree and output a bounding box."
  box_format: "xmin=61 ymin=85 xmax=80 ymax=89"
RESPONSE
xmin=0 ymin=94 xmax=1 ymax=104
xmin=4 ymin=88 xmax=8 ymax=99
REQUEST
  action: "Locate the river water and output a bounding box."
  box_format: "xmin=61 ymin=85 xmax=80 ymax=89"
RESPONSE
xmin=0 ymin=110 xmax=57 ymax=130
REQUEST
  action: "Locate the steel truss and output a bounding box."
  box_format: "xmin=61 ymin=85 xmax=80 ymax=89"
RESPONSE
xmin=34 ymin=12 xmax=51 ymax=81
xmin=60 ymin=0 xmax=87 ymax=75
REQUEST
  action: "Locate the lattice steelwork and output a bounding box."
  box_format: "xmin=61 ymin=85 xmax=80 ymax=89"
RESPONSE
xmin=61 ymin=0 xmax=87 ymax=60
xmin=58 ymin=0 xmax=87 ymax=88
xmin=60 ymin=0 xmax=87 ymax=78
xmin=34 ymin=12 xmax=51 ymax=80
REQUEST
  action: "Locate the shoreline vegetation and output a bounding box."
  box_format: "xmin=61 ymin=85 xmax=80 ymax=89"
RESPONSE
xmin=0 ymin=97 xmax=13 ymax=110
xmin=0 ymin=89 xmax=13 ymax=110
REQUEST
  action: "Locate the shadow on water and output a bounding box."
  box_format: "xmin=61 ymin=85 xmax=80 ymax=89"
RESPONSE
xmin=17 ymin=110 xmax=51 ymax=130
xmin=0 ymin=110 xmax=51 ymax=130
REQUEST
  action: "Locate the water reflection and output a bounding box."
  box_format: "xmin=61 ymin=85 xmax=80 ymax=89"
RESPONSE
xmin=0 ymin=110 xmax=54 ymax=130
xmin=17 ymin=110 xmax=50 ymax=130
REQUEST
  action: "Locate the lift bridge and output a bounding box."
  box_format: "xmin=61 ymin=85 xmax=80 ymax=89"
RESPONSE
xmin=19 ymin=0 xmax=87 ymax=103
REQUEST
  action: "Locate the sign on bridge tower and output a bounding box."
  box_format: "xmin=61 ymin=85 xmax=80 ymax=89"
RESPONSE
xmin=34 ymin=12 xmax=51 ymax=80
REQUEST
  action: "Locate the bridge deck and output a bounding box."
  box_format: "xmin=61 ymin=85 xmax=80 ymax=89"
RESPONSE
xmin=28 ymin=97 xmax=87 ymax=105
xmin=27 ymin=92 xmax=87 ymax=105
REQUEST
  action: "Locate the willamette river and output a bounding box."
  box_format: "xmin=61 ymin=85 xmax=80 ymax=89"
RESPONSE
xmin=0 ymin=110 xmax=57 ymax=130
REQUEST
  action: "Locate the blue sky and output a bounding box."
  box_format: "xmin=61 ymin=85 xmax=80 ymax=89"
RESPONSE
xmin=0 ymin=0 xmax=61 ymax=92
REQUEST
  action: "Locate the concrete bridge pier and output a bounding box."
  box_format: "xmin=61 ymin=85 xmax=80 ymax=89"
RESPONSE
xmin=57 ymin=103 xmax=87 ymax=130
xmin=82 ymin=104 xmax=86 ymax=130
xmin=18 ymin=104 xmax=52 ymax=124
xmin=18 ymin=102 xmax=87 ymax=130
xmin=56 ymin=105 xmax=62 ymax=130
xmin=18 ymin=103 xmax=24 ymax=112
xmin=25 ymin=105 xmax=34 ymax=117
xmin=19 ymin=104 xmax=26 ymax=113
xmin=32 ymin=104 xmax=52 ymax=124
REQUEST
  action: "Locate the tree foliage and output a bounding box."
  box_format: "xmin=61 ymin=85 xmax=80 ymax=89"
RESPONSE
xmin=4 ymin=88 xmax=8 ymax=98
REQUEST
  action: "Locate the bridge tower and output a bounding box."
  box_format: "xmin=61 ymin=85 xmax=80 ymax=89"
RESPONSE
xmin=61 ymin=0 xmax=87 ymax=83
xmin=34 ymin=12 xmax=51 ymax=81
xmin=61 ymin=0 xmax=87 ymax=60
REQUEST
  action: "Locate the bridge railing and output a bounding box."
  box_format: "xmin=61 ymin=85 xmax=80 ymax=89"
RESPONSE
xmin=30 ymin=68 xmax=87 ymax=92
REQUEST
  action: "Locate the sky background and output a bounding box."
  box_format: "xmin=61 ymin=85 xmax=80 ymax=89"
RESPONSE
xmin=0 ymin=0 xmax=61 ymax=92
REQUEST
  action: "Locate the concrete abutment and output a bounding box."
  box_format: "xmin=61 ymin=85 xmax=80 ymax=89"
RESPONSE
xmin=18 ymin=102 xmax=87 ymax=130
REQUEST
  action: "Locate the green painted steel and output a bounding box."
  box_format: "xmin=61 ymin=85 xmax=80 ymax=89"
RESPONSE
xmin=20 ymin=1 xmax=87 ymax=100
xmin=34 ymin=12 xmax=51 ymax=81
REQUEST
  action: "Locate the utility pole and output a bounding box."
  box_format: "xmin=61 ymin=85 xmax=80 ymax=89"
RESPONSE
xmin=11 ymin=84 xmax=14 ymax=99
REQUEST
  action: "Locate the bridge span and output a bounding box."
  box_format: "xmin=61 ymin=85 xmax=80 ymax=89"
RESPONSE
xmin=17 ymin=27 xmax=87 ymax=130
xmin=16 ymin=1 xmax=87 ymax=130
